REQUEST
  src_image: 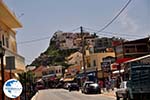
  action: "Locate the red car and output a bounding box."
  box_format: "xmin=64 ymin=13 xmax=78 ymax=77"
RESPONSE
xmin=35 ymin=81 xmax=45 ymax=91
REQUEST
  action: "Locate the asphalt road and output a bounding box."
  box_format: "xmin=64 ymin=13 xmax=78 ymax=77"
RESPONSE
xmin=32 ymin=89 xmax=115 ymax=100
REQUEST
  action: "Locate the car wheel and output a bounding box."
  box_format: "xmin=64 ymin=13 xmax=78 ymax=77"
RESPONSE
xmin=116 ymin=96 xmax=120 ymax=100
xmin=81 ymin=90 xmax=83 ymax=93
xmin=85 ymin=89 xmax=88 ymax=94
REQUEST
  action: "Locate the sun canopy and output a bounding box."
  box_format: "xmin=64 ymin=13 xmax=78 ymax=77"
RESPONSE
xmin=112 ymin=69 xmax=124 ymax=74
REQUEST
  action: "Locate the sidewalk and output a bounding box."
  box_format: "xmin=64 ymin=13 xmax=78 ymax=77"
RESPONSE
xmin=100 ymin=88 xmax=116 ymax=99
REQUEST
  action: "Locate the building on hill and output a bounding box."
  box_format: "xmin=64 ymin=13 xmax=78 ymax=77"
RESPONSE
xmin=67 ymin=52 xmax=82 ymax=66
xmin=32 ymin=66 xmax=47 ymax=81
xmin=94 ymin=37 xmax=124 ymax=53
xmin=51 ymin=31 xmax=97 ymax=50
xmin=66 ymin=52 xmax=82 ymax=76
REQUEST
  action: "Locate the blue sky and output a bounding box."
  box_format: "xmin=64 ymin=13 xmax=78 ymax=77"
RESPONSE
xmin=4 ymin=0 xmax=150 ymax=65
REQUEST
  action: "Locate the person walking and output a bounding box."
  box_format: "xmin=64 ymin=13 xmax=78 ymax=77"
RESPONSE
xmin=98 ymin=80 xmax=103 ymax=93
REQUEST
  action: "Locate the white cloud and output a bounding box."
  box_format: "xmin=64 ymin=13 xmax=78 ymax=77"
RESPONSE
xmin=119 ymin=12 xmax=138 ymax=33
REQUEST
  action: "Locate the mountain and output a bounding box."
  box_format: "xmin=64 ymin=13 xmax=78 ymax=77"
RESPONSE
xmin=30 ymin=33 xmax=78 ymax=68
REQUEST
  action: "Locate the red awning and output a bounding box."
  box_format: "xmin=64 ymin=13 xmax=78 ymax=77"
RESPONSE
xmin=111 ymin=63 xmax=119 ymax=70
xmin=116 ymin=58 xmax=132 ymax=64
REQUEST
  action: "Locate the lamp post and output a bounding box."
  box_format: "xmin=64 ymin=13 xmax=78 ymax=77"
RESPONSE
xmin=0 ymin=41 xmax=5 ymax=100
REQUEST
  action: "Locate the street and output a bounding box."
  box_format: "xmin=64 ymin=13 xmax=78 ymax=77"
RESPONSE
xmin=32 ymin=89 xmax=115 ymax=100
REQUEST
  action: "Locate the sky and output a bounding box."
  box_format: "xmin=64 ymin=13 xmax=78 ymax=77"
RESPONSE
xmin=4 ymin=0 xmax=150 ymax=65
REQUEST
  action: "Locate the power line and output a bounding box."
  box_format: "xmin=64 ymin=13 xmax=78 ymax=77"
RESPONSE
xmin=70 ymin=27 xmax=80 ymax=32
xmin=17 ymin=27 xmax=80 ymax=45
xmin=83 ymin=27 xmax=143 ymax=38
xmin=96 ymin=0 xmax=132 ymax=33
xmin=18 ymin=36 xmax=51 ymax=44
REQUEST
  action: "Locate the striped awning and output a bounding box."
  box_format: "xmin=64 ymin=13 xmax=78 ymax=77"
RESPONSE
xmin=63 ymin=78 xmax=74 ymax=82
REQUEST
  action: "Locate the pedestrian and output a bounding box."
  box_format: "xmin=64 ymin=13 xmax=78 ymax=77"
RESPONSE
xmin=105 ymin=79 xmax=110 ymax=92
xmin=110 ymin=78 xmax=115 ymax=91
xmin=98 ymin=80 xmax=103 ymax=93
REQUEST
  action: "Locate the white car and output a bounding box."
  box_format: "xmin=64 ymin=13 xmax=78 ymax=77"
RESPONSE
xmin=116 ymin=81 xmax=128 ymax=100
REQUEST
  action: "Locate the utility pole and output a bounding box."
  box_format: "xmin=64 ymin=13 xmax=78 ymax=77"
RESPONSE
xmin=80 ymin=26 xmax=86 ymax=79
xmin=0 ymin=41 xmax=5 ymax=100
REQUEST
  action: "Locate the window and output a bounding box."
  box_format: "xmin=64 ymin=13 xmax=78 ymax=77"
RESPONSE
xmin=6 ymin=37 xmax=9 ymax=48
xmin=2 ymin=34 xmax=5 ymax=46
xmin=1 ymin=34 xmax=9 ymax=48
xmin=59 ymin=69 xmax=61 ymax=73
xmin=56 ymin=70 xmax=58 ymax=73
xmin=93 ymin=60 xmax=96 ymax=67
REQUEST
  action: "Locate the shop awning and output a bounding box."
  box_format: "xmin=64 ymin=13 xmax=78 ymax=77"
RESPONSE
xmin=112 ymin=69 xmax=124 ymax=74
xmin=111 ymin=63 xmax=119 ymax=70
xmin=63 ymin=78 xmax=74 ymax=82
xmin=36 ymin=79 xmax=44 ymax=83
xmin=42 ymin=74 xmax=56 ymax=81
xmin=59 ymin=78 xmax=64 ymax=81
xmin=116 ymin=58 xmax=132 ymax=64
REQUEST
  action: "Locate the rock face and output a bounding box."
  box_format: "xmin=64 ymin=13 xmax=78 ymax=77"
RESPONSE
xmin=30 ymin=32 xmax=79 ymax=68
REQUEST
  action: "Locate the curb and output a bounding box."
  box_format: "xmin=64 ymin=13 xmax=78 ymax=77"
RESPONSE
xmin=31 ymin=92 xmax=38 ymax=100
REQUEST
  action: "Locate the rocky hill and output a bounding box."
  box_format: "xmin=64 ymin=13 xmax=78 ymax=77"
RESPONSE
xmin=30 ymin=36 xmax=78 ymax=68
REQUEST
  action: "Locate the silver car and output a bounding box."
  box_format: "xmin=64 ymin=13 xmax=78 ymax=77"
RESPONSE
xmin=81 ymin=81 xmax=100 ymax=94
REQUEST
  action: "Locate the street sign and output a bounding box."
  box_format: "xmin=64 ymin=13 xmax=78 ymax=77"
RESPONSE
xmin=6 ymin=56 xmax=16 ymax=70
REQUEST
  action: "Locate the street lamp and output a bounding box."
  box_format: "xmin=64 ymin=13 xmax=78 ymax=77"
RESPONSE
xmin=0 ymin=41 xmax=5 ymax=100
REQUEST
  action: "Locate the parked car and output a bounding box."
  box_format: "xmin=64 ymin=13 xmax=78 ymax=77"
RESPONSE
xmin=55 ymin=82 xmax=63 ymax=88
xmin=81 ymin=81 xmax=101 ymax=94
xmin=35 ymin=81 xmax=45 ymax=91
xmin=63 ymin=83 xmax=71 ymax=89
xmin=68 ymin=83 xmax=79 ymax=92
xmin=116 ymin=81 xmax=128 ymax=100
